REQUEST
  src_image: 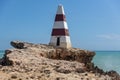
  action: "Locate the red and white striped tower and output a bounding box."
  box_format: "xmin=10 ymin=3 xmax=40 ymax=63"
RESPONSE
xmin=49 ymin=5 xmax=72 ymax=48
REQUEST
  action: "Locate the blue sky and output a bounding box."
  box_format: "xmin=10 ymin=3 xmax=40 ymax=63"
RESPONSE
xmin=1 ymin=0 xmax=120 ymax=50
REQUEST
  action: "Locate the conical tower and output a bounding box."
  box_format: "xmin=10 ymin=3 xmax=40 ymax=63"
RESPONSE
xmin=49 ymin=5 xmax=72 ymax=48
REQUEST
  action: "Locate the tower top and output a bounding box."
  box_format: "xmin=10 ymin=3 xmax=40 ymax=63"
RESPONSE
xmin=58 ymin=4 xmax=62 ymax=7
xmin=56 ymin=4 xmax=65 ymax=15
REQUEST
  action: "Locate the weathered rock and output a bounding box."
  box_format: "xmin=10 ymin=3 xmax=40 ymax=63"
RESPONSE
xmin=11 ymin=41 xmax=25 ymax=49
xmin=0 ymin=41 xmax=119 ymax=80
xmin=10 ymin=41 xmax=95 ymax=64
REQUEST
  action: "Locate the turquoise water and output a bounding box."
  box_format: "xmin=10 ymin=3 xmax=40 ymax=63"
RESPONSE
xmin=0 ymin=50 xmax=120 ymax=74
xmin=93 ymin=51 xmax=120 ymax=74
xmin=0 ymin=50 xmax=4 ymax=58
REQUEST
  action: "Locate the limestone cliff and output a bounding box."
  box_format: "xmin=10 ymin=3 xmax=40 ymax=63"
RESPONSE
xmin=0 ymin=41 xmax=119 ymax=80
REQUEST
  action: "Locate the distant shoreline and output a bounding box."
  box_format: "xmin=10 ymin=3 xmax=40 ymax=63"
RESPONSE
xmin=94 ymin=50 xmax=120 ymax=52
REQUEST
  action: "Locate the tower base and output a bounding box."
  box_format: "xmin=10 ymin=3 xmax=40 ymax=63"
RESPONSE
xmin=49 ymin=36 xmax=72 ymax=48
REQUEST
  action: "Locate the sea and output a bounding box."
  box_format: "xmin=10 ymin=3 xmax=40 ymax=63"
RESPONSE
xmin=0 ymin=50 xmax=4 ymax=58
xmin=93 ymin=51 xmax=120 ymax=74
xmin=0 ymin=50 xmax=120 ymax=74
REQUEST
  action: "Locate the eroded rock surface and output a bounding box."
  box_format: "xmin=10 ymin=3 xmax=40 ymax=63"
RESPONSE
xmin=0 ymin=41 xmax=119 ymax=80
xmin=10 ymin=41 xmax=95 ymax=64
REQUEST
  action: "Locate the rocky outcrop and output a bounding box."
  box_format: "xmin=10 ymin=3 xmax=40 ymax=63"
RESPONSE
xmin=10 ymin=41 xmax=95 ymax=64
xmin=0 ymin=41 xmax=119 ymax=80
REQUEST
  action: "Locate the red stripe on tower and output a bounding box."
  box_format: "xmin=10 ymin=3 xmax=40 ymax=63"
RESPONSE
xmin=52 ymin=29 xmax=69 ymax=36
xmin=55 ymin=14 xmax=66 ymax=21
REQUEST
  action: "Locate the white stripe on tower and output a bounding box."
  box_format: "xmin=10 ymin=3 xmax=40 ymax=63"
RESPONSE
xmin=53 ymin=21 xmax=68 ymax=29
xmin=49 ymin=4 xmax=72 ymax=48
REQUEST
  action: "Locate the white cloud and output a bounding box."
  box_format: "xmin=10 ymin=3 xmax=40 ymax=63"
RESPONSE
xmin=97 ymin=34 xmax=120 ymax=40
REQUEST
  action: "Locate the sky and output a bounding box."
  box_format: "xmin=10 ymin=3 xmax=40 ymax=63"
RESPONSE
xmin=1 ymin=0 xmax=120 ymax=50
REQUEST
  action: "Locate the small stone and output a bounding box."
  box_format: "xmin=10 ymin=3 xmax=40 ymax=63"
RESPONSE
xmin=56 ymin=77 xmax=65 ymax=80
xmin=75 ymin=68 xmax=84 ymax=73
xmin=11 ymin=75 xmax=17 ymax=79
xmin=44 ymin=70 xmax=51 ymax=74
